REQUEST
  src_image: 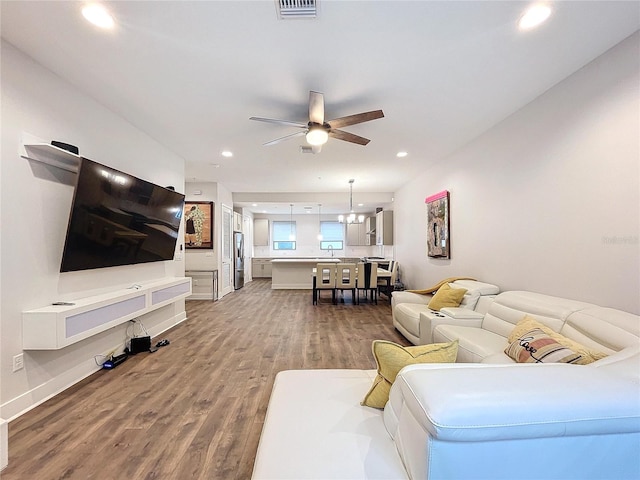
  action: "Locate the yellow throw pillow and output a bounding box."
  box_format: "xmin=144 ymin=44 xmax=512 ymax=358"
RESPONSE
xmin=508 ymin=315 xmax=608 ymax=364
xmin=427 ymin=283 xmax=467 ymax=311
xmin=505 ymin=327 xmax=589 ymax=364
xmin=361 ymin=339 xmax=459 ymax=409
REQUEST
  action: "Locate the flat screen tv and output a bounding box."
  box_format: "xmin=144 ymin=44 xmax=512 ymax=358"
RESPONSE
xmin=60 ymin=158 xmax=185 ymax=272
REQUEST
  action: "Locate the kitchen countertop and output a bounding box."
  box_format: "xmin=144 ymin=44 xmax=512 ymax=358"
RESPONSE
xmin=271 ymin=258 xmax=341 ymax=263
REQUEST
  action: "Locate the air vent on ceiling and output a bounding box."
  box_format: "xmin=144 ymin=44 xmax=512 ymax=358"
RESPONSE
xmin=300 ymin=146 xmax=313 ymax=154
xmin=277 ymin=0 xmax=317 ymax=19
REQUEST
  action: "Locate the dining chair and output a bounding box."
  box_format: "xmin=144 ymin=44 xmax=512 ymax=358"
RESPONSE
xmin=356 ymin=261 xmax=378 ymax=304
xmin=335 ymin=263 xmax=357 ymax=304
xmin=378 ymin=261 xmax=398 ymax=300
xmin=314 ymin=263 xmax=337 ymax=305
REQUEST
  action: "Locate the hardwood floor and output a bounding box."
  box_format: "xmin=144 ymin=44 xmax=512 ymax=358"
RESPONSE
xmin=3 ymin=279 xmax=408 ymax=480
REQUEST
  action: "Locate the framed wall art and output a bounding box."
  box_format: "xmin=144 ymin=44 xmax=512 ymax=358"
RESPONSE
xmin=425 ymin=190 xmax=450 ymax=258
xmin=184 ymin=201 xmax=214 ymax=249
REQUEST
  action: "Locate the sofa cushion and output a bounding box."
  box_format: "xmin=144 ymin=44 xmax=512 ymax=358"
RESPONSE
xmin=434 ymin=324 xmax=508 ymax=363
xmin=505 ymin=327 xmax=589 ymax=364
xmin=361 ymin=340 xmax=458 ymax=408
xmin=509 ymin=315 xmax=607 ymax=363
xmin=253 ymin=369 xmax=408 ymax=479
xmin=393 ymin=303 xmax=431 ymax=338
xmin=451 ymin=279 xmax=500 ymax=296
xmin=481 ymin=291 xmax=595 ymax=339
xmin=428 ymin=284 xmax=467 ymax=311
xmin=451 ymin=280 xmax=499 ymax=310
xmin=562 ymin=307 xmax=640 ymax=354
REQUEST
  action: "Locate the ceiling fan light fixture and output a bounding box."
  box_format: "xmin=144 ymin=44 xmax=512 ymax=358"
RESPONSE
xmin=306 ymin=127 xmax=329 ymax=146
xmin=518 ymin=4 xmax=552 ymax=30
xmin=82 ymin=4 xmax=115 ymax=29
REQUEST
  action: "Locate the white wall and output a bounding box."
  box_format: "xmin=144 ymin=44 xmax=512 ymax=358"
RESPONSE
xmin=184 ymin=182 xmax=218 ymax=272
xmin=0 ymin=41 xmax=188 ymax=420
xmin=252 ymin=213 xmax=385 ymax=259
xmin=394 ymin=33 xmax=639 ymax=314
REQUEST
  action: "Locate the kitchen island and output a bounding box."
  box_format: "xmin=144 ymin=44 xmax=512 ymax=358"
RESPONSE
xmin=271 ymin=258 xmax=341 ymax=289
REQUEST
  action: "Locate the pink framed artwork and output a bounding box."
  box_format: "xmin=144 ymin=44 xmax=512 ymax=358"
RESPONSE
xmin=425 ymin=190 xmax=450 ymax=258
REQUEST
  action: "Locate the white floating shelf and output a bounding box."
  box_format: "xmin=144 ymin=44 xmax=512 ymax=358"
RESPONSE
xmin=22 ymin=277 xmax=192 ymax=350
xmin=22 ymin=143 xmax=81 ymax=173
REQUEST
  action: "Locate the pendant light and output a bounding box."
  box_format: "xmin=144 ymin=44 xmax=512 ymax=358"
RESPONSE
xmin=338 ymin=179 xmax=364 ymax=224
xmin=289 ymin=204 xmax=295 ymax=240
xmin=317 ymin=204 xmax=323 ymax=241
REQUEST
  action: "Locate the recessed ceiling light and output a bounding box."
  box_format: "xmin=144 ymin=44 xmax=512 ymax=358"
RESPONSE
xmin=252 ymin=203 xmax=258 ymax=207
xmin=396 ymin=151 xmax=408 ymax=158
xmin=221 ymin=150 xmax=233 ymax=157
xmin=518 ymin=4 xmax=552 ymax=30
xmin=82 ymin=4 xmax=115 ymax=29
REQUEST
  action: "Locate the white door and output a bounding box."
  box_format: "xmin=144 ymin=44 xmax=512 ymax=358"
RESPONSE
xmin=221 ymin=204 xmax=234 ymax=296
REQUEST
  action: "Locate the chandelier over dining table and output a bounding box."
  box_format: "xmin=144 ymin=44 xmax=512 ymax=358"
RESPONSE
xmin=338 ymin=179 xmax=365 ymax=224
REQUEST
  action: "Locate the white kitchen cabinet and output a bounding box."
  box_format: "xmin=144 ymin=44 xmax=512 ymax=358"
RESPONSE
xmin=346 ymin=223 xmax=366 ymax=246
xmin=254 ymin=218 xmax=269 ymax=246
xmin=252 ymin=258 xmax=272 ymax=278
xmin=365 ymin=216 xmax=376 ymax=245
xmin=376 ymin=210 xmax=393 ymax=245
xmin=233 ymin=211 xmax=243 ymax=232
xmin=347 ymin=218 xmax=376 ymax=246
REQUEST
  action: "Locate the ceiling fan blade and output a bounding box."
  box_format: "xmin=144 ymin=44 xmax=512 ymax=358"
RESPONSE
xmin=250 ymin=117 xmax=307 ymax=128
xmin=308 ymin=91 xmax=324 ymax=125
xmin=327 ymin=110 xmax=384 ymax=129
xmin=329 ymin=129 xmax=370 ymax=146
xmin=263 ymin=131 xmax=306 ymax=146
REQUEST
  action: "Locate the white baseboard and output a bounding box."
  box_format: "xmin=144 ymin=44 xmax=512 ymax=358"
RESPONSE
xmin=1 ymin=418 xmax=7 ymax=471
xmin=1 ymin=310 xmax=187 ymax=422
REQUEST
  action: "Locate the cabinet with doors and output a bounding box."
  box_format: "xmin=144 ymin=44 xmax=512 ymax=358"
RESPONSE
xmin=233 ymin=211 xmax=243 ymax=232
xmin=252 ymin=258 xmax=272 ymax=278
xmin=254 ymin=218 xmax=269 ymax=246
xmin=376 ymin=210 xmax=393 ymax=245
xmin=346 ymin=223 xmax=367 ymax=246
xmin=365 ymin=216 xmax=376 ymax=246
xmin=346 ymin=217 xmax=376 ymax=246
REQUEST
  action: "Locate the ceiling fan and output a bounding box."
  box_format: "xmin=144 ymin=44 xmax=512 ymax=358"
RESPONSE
xmin=250 ymin=91 xmax=384 ymax=154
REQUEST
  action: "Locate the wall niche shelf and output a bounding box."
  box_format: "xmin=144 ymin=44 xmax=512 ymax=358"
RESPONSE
xmin=22 ymin=277 xmax=192 ymax=350
xmin=22 ymin=143 xmax=81 ymax=174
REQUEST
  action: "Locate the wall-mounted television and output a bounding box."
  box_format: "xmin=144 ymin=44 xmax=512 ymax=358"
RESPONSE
xmin=60 ymin=158 xmax=185 ymax=272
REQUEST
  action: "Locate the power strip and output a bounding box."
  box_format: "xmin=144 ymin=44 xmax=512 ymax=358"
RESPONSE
xmin=102 ymin=353 xmax=128 ymax=369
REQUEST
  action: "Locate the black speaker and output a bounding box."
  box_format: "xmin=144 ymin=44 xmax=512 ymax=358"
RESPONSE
xmin=130 ymin=336 xmax=151 ymax=354
xmin=51 ymin=141 xmax=79 ymax=155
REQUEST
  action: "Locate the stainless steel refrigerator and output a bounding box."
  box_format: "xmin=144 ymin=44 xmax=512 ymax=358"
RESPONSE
xmin=234 ymin=231 xmax=244 ymax=289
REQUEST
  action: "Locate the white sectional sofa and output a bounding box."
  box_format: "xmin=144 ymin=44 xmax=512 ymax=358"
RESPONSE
xmin=252 ymin=290 xmax=640 ymax=479
xmin=392 ymin=280 xmax=500 ymax=345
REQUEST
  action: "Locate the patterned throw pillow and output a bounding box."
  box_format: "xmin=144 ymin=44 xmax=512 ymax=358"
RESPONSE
xmin=361 ymin=339 xmax=459 ymax=409
xmin=505 ymin=327 xmax=590 ymax=364
xmin=508 ymin=315 xmax=608 ymax=364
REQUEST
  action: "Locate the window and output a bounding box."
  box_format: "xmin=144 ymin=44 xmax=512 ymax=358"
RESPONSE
xmin=273 ymin=221 xmax=296 ymax=250
xmin=320 ymin=221 xmax=344 ymax=250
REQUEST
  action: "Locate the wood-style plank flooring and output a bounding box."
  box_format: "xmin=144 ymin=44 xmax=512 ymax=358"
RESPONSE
xmin=3 ymin=279 xmax=408 ymax=480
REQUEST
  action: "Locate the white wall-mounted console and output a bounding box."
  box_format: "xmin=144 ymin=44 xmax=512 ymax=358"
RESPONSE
xmin=21 ymin=142 xmax=81 ymax=173
xmin=22 ymin=277 xmax=191 ymax=350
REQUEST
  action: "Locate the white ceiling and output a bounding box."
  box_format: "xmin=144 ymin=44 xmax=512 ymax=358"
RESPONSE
xmin=2 ymin=1 xmax=639 ymax=214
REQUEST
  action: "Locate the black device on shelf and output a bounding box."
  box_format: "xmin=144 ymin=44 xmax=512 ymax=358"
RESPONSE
xmin=60 ymin=158 xmax=185 ymax=272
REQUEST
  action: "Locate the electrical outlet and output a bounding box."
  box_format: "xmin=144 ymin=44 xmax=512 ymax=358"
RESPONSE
xmin=12 ymin=353 xmax=24 ymax=372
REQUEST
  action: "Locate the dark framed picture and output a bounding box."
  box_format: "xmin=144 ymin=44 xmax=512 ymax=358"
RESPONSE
xmin=425 ymin=190 xmax=450 ymax=258
xmin=184 ymin=201 xmax=214 ymax=249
